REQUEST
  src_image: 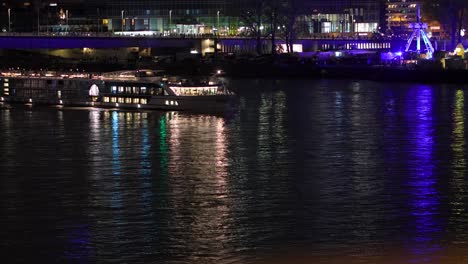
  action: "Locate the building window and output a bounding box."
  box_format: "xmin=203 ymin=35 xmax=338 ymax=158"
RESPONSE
xmin=140 ymin=98 xmax=147 ymax=104
xmin=133 ymin=98 xmax=139 ymax=104
xmin=118 ymin=86 xmax=124 ymax=93
xmin=111 ymin=86 xmax=117 ymax=94
xmin=118 ymin=97 xmax=125 ymax=103
xmin=103 ymin=97 xmax=110 ymax=103
xmin=125 ymin=97 xmax=132 ymax=104
xmin=111 ymin=97 xmax=117 ymax=103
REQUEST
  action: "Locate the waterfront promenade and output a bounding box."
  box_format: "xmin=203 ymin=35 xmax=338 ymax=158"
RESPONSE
xmin=0 ymin=32 xmax=399 ymax=51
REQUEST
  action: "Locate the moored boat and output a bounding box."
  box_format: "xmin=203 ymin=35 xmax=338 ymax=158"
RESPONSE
xmin=0 ymin=69 xmax=236 ymax=112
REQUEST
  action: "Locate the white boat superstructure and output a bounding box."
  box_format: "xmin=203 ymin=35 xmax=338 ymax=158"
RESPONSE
xmin=0 ymin=69 xmax=235 ymax=112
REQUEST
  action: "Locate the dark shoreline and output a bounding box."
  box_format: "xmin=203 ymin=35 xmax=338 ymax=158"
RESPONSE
xmin=1 ymin=56 xmax=468 ymax=84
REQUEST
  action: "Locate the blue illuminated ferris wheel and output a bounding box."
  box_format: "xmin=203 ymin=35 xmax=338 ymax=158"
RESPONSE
xmin=404 ymin=4 xmax=435 ymax=59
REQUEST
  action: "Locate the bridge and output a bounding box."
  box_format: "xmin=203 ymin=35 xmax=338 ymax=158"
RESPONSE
xmin=0 ymin=33 xmax=402 ymax=53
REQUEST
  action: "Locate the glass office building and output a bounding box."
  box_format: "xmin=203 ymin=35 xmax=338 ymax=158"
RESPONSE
xmin=101 ymin=0 xmax=242 ymax=35
xmin=1 ymin=0 xmax=384 ymax=35
xmin=295 ymin=0 xmax=382 ymax=35
xmin=96 ymin=0 xmax=383 ymax=36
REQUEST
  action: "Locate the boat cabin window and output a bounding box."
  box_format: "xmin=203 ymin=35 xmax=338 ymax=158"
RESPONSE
xmin=170 ymin=86 xmax=218 ymax=96
xmin=150 ymin=88 xmax=163 ymax=95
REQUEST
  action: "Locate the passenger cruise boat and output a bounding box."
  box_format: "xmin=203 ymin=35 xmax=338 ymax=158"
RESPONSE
xmin=0 ymin=69 xmax=235 ymax=112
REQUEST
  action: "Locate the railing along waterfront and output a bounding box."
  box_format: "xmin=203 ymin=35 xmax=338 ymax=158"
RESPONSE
xmin=0 ymin=32 xmax=428 ymax=42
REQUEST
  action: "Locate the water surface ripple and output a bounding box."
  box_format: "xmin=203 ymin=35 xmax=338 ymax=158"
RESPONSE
xmin=1 ymin=79 xmax=468 ymax=263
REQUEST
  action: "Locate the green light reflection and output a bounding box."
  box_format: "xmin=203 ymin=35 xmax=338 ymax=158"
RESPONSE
xmin=450 ymin=90 xmax=465 ymax=218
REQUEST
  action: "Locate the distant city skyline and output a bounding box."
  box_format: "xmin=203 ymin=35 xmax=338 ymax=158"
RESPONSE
xmin=0 ymin=0 xmax=465 ymax=40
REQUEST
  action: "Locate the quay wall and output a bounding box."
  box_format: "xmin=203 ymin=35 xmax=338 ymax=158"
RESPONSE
xmin=0 ymin=35 xmax=402 ymax=53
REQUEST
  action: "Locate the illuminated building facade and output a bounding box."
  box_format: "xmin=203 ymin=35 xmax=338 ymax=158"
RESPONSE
xmin=386 ymin=0 xmax=419 ymax=36
xmin=0 ymin=0 xmax=92 ymax=32
xmin=101 ymin=0 xmax=242 ymax=35
xmin=295 ymin=0 xmax=383 ymax=35
xmin=1 ymin=0 xmax=387 ymax=36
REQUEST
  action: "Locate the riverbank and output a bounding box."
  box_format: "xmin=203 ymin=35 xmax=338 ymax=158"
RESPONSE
xmin=1 ymin=51 xmax=467 ymax=84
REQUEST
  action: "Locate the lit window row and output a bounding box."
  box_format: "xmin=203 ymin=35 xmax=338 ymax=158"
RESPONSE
xmin=103 ymin=97 xmax=148 ymax=104
xmin=165 ymin=100 xmax=179 ymax=106
xmin=111 ymin=86 xmax=147 ymax=94
xmin=170 ymin=86 xmax=218 ymax=96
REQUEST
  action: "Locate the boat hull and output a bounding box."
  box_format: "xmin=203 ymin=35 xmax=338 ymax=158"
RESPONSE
xmin=98 ymin=95 xmax=237 ymax=112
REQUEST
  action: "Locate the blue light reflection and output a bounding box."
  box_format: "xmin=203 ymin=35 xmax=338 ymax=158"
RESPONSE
xmin=406 ymin=86 xmax=441 ymax=259
xmin=64 ymin=224 xmax=93 ymax=263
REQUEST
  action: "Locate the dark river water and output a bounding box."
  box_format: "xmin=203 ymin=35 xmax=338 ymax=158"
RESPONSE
xmin=1 ymin=79 xmax=468 ymax=263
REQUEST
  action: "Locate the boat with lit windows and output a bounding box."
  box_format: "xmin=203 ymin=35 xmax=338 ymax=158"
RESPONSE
xmin=0 ymin=69 xmax=235 ymax=112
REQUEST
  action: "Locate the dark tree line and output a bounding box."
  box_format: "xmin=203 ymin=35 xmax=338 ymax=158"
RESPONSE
xmin=424 ymin=0 xmax=468 ymax=48
xmin=240 ymin=0 xmax=298 ymax=55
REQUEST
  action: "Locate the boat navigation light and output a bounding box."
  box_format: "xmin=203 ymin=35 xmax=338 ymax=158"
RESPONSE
xmin=137 ymin=104 xmax=141 ymax=108
xmin=29 ymin=98 xmax=32 ymax=103
xmin=116 ymin=103 xmax=119 ymax=107
xmin=216 ymin=70 xmax=222 ymax=74
xmin=59 ymin=100 xmax=63 ymax=104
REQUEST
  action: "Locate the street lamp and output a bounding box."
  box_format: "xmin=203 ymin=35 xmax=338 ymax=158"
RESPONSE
xmin=169 ymin=10 xmax=172 ymax=30
xmin=8 ymin=8 xmax=11 ymax=33
xmin=66 ymin=9 xmax=68 ymax=28
xmin=217 ymin=10 xmax=220 ymax=30
xmin=121 ymin=10 xmax=124 ymax=32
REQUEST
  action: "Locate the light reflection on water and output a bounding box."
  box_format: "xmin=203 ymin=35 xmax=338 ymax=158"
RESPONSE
xmin=1 ymin=80 xmax=468 ymax=263
xmin=449 ymin=90 xmax=467 ymax=247
xmin=405 ymin=86 xmax=441 ymax=262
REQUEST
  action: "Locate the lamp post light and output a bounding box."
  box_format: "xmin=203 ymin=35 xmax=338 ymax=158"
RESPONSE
xmin=217 ymin=10 xmax=220 ymax=31
xmin=7 ymin=8 xmax=11 ymax=32
xmin=169 ymin=9 xmax=172 ymax=30
xmin=121 ymin=10 xmax=124 ymax=32
xmin=97 ymin=8 xmax=100 ymax=32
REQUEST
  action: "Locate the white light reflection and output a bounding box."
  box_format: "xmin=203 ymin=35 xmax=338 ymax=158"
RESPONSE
xmin=348 ymin=83 xmax=381 ymax=245
xmin=166 ymin=113 xmax=232 ymax=256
